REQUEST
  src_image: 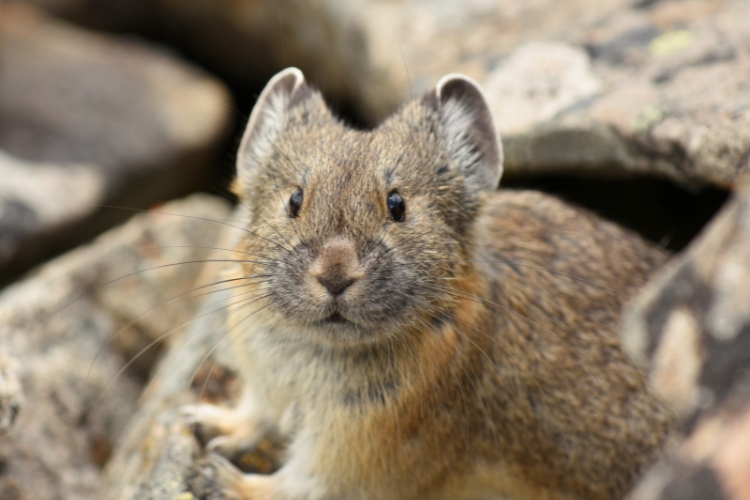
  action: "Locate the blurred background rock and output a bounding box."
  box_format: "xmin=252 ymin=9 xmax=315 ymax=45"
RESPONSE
xmin=2 ymin=0 xmax=749 ymax=286
xmin=2 ymin=0 xmax=749 ymax=288
xmin=0 ymin=0 xmax=748 ymax=498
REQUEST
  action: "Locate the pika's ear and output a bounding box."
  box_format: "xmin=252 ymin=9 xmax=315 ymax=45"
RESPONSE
xmin=428 ymin=74 xmax=503 ymax=194
xmin=236 ymin=67 xmax=308 ymax=187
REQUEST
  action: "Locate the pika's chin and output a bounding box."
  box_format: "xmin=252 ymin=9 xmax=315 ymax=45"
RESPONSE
xmin=290 ymin=312 xmax=397 ymax=348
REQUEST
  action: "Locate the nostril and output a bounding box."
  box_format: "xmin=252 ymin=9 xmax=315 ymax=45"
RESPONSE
xmin=317 ymin=275 xmax=355 ymax=296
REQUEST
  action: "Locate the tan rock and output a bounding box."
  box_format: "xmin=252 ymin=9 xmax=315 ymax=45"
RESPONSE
xmin=376 ymin=0 xmax=750 ymax=187
xmin=98 ymin=203 xmax=248 ymax=500
xmin=0 ymin=194 xmax=231 ymax=500
xmin=622 ymin=177 xmax=750 ymax=499
xmin=483 ymin=42 xmax=602 ymax=136
xmin=14 ymin=0 xmax=750 ymax=187
xmin=0 ymin=151 xmax=106 ymax=281
xmin=0 ymin=3 xmax=232 ymax=284
xmin=13 ymin=0 xmax=408 ymax=125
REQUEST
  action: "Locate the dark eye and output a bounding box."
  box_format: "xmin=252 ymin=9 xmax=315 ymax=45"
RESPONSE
xmin=289 ymin=189 xmax=303 ymax=218
xmin=387 ymin=191 xmax=406 ymax=222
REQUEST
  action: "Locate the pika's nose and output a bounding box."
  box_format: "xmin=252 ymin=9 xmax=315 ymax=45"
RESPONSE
xmin=309 ymin=236 xmax=362 ymax=297
xmin=317 ymin=275 xmax=354 ymax=296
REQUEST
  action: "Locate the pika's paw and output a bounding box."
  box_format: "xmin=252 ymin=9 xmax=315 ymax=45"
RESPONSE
xmin=209 ymin=454 xmax=280 ymax=500
xmin=181 ymin=404 xmax=263 ymax=458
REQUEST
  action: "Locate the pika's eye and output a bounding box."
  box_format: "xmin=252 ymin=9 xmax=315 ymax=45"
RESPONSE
xmin=289 ymin=189 xmax=303 ymax=218
xmin=387 ymin=191 xmax=406 ymax=222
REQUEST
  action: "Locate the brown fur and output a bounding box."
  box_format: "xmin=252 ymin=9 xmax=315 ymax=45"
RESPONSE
xmin=184 ymin=68 xmax=674 ymax=500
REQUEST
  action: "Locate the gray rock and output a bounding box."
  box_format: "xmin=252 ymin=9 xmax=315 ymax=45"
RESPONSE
xmin=377 ymin=0 xmax=750 ymax=188
xmin=368 ymin=0 xmax=634 ymax=97
xmin=483 ymin=42 xmax=603 ymax=135
xmin=0 ymin=194 xmax=231 ymax=500
xmin=13 ymin=0 xmax=408 ymax=125
xmin=578 ymin=0 xmax=750 ymax=188
xmin=14 ymin=0 xmax=749 ymax=187
xmin=98 ymin=204 xmax=249 ymax=500
xmin=0 ymin=355 xmax=22 ymax=435
xmin=0 ymin=3 xmax=232 ymax=285
xmin=0 ymin=151 xmax=106 ymax=279
xmin=621 ymin=177 xmax=750 ymax=500
xmin=98 ymin=288 xmax=237 ymax=500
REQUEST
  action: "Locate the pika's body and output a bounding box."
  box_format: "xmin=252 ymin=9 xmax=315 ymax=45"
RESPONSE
xmin=185 ymin=68 xmax=673 ymax=500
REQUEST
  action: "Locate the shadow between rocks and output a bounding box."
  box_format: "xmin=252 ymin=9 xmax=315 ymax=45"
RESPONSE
xmin=503 ymin=175 xmax=729 ymax=252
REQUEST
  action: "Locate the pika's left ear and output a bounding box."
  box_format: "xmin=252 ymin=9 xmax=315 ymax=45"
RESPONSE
xmin=429 ymin=74 xmax=503 ymax=194
xmin=236 ymin=67 xmax=310 ymax=189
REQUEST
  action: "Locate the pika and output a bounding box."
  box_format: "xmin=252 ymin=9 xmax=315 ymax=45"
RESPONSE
xmin=184 ymin=68 xmax=674 ymax=500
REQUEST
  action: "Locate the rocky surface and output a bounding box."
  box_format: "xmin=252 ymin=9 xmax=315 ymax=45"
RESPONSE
xmin=0 ymin=194 xmax=231 ymax=500
xmin=97 ymin=203 xmax=251 ymax=500
xmin=581 ymin=0 xmax=750 ymax=188
xmin=0 ymin=151 xmax=105 ymax=279
xmin=374 ymin=0 xmax=750 ymax=188
xmin=15 ymin=0 xmax=749 ymax=188
xmin=97 ymin=286 xmax=236 ymax=500
xmin=11 ymin=0 xmax=408 ymax=125
xmin=622 ymin=177 xmax=750 ymax=500
xmin=0 ymin=3 xmax=232 ymax=286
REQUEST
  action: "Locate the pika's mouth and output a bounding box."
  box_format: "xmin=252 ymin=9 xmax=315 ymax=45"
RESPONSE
xmin=320 ymin=312 xmax=350 ymax=325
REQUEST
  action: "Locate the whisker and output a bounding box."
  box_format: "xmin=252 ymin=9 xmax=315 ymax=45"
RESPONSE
xmin=47 ymin=245 xmax=280 ymax=287
xmin=95 ymin=288 xmax=269 ymax=409
xmin=385 ymin=13 xmax=412 ymax=101
xmin=94 ymin=204 xmax=292 ymax=253
xmin=181 ymin=300 xmax=274 ymax=405
xmin=85 ymin=273 xmax=272 ymax=380
xmin=139 ymin=293 xmax=272 ymax=406
xmin=57 ymin=258 xmax=281 ymax=316
xmin=212 ymin=185 xmax=295 ymax=251
xmin=190 ymin=278 xmax=272 ymax=301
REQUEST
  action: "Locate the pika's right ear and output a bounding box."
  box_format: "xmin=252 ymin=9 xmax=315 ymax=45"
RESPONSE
xmin=425 ymin=74 xmax=503 ymax=195
xmin=236 ymin=67 xmax=308 ymax=187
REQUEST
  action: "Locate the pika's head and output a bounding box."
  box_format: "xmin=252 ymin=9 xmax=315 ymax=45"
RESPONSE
xmin=231 ymin=68 xmax=502 ymax=348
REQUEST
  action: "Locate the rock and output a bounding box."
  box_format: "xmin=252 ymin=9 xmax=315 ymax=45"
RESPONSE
xmin=621 ymin=177 xmax=750 ymax=500
xmin=98 ymin=204 xmax=250 ymax=500
xmin=369 ymin=0 xmax=633 ymax=96
xmin=482 ymin=42 xmax=603 ymax=136
xmin=578 ymin=0 xmax=750 ymax=188
xmin=0 ymin=3 xmax=232 ymax=285
xmin=0 ymin=194 xmax=232 ymax=500
xmin=97 ymin=288 xmax=239 ymax=500
xmin=627 ymin=407 xmax=750 ymax=500
xmin=14 ymin=0 xmax=749 ymax=188
xmin=0 ymin=355 xmax=22 ymax=436
xmin=374 ymin=0 xmax=750 ymax=188
xmin=139 ymin=0 xmax=409 ymax=124
xmin=12 ymin=0 xmax=408 ymax=125
xmin=0 ymin=151 xmax=106 ymax=284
